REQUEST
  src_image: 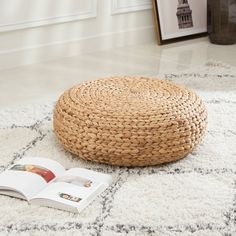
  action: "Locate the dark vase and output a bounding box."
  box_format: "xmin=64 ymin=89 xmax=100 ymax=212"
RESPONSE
xmin=207 ymin=0 xmax=236 ymax=45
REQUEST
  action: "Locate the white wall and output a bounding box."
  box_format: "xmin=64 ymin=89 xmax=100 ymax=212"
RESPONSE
xmin=0 ymin=0 xmax=155 ymax=69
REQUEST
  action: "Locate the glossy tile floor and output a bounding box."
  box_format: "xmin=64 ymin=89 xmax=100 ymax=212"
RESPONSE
xmin=0 ymin=36 xmax=236 ymax=109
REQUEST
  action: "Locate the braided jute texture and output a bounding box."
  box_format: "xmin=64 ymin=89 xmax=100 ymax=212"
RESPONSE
xmin=53 ymin=77 xmax=207 ymax=167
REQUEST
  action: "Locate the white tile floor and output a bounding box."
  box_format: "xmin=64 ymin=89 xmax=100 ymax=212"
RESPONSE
xmin=0 ymin=36 xmax=236 ymax=109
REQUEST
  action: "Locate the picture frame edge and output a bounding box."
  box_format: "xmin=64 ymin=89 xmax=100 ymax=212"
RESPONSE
xmin=152 ymin=0 xmax=162 ymax=45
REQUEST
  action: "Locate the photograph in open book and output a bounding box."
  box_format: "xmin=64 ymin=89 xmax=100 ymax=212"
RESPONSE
xmin=10 ymin=164 xmax=55 ymax=183
xmin=55 ymin=175 xmax=93 ymax=188
xmin=58 ymin=192 xmax=82 ymax=203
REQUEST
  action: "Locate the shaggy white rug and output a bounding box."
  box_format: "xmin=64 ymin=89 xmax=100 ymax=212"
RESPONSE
xmin=0 ymin=62 xmax=236 ymax=236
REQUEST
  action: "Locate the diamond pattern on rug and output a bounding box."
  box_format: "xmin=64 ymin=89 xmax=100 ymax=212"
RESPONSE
xmin=0 ymin=127 xmax=40 ymax=168
xmin=106 ymin=172 xmax=235 ymax=227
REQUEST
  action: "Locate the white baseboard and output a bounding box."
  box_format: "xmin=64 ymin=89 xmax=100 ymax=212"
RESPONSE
xmin=0 ymin=26 xmax=155 ymax=70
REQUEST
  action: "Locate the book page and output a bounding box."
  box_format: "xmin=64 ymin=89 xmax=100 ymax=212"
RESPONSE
xmin=31 ymin=181 xmax=104 ymax=212
xmin=0 ymin=157 xmax=65 ymax=200
xmin=31 ymin=169 xmax=112 ymax=212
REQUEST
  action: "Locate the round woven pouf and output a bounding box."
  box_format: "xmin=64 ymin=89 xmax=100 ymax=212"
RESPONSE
xmin=53 ymin=77 xmax=207 ymax=167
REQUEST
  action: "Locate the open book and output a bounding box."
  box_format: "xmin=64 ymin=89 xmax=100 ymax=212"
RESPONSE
xmin=0 ymin=157 xmax=112 ymax=213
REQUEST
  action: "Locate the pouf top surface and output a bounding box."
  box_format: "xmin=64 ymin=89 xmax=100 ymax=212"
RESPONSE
xmin=62 ymin=76 xmax=198 ymax=118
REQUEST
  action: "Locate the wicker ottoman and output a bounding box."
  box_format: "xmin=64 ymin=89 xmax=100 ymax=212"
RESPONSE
xmin=53 ymin=77 xmax=207 ymax=167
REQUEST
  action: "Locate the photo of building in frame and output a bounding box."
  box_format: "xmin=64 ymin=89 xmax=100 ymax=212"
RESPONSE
xmin=176 ymin=0 xmax=194 ymax=29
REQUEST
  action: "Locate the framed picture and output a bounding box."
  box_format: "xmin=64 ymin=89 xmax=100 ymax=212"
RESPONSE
xmin=152 ymin=0 xmax=207 ymax=45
